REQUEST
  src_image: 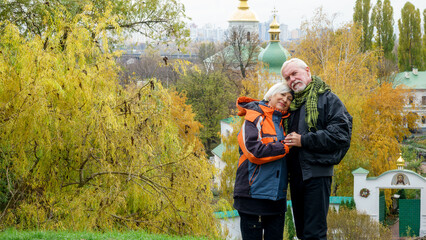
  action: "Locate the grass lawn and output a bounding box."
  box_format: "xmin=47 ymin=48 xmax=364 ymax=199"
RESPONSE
xmin=0 ymin=228 xmax=211 ymax=240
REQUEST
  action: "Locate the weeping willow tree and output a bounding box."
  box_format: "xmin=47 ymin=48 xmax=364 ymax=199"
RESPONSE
xmin=0 ymin=3 xmax=218 ymax=237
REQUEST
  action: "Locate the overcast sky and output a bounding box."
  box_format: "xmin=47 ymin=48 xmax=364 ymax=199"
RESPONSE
xmin=179 ymin=0 xmax=426 ymax=30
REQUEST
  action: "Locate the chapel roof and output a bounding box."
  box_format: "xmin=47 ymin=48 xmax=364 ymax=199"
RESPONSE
xmin=393 ymin=70 xmax=426 ymax=89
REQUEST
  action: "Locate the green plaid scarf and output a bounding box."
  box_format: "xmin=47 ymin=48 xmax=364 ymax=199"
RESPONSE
xmin=290 ymin=75 xmax=330 ymax=132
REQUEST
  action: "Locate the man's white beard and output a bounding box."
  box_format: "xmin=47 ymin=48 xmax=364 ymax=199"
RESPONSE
xmin=292 ymin=81 xmax=307 ymax=93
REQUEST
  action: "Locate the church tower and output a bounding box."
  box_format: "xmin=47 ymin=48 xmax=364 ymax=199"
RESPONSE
xmin=228 ymin=0 xmax=259 ymax=37
xmin=258 ymin=10 xmax=290 ymax=77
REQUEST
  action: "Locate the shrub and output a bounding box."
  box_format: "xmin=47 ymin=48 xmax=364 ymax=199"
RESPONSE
xmin=327 ymin=208 xmax=391 ymax=239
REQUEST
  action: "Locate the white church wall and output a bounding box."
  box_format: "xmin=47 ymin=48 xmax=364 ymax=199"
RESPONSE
xmin=353 ymin=168 xmax=426 ymax=237
xmin=220 ymin=120 xmax=235 ymax=138
xmin=229 ymin=21 xmax=259 ymax=36
xmin=404 ymin=89 xmax=426 ymax=130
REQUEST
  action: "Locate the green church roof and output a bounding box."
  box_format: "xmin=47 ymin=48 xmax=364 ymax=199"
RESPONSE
xmin=329 ymin=196 xmax=353 ymax=204
xmin=393 ymin=71 xmax=426 ymax=89
xmin=258 ymin=42 xmax=290 ymax=75
xmin=221 ymin=116 xmax=240 ymax=124
xmin=352 ymin=167 xmax=369 ymax=174
xmin=212 ymin=143 xmax=225 ymax=159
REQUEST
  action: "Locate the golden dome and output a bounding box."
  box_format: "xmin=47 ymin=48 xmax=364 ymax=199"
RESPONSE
xmin=396 ymin=153 xmax=405 ymax=170
xmin=268 ymin=15 xmax=281 ymax=34
xmin=228 ymin=0 xmax=259 ymax=22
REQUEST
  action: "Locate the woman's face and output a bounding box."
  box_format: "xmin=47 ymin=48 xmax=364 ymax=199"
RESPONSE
xmin=269 ymin=92 xmax=293 ymax=111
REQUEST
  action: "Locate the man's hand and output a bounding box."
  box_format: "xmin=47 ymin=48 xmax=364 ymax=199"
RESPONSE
xmin=284 ymin=132 xmax=302 ymax=147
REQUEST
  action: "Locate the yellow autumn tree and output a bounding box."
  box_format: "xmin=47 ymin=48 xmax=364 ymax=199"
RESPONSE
xmin=0 ymin=4 xmax=219 ymax=237
xmin=360 ymin=83 xmax=413 ymax=175
xmin=293 ymin=7 xmax=413 ymax=196
xmin=219 ymin=119 xmax=243 ymax=206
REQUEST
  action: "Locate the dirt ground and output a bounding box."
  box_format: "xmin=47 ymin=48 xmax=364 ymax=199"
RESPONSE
xmin=391 ymin=220 xmax=402 ymax=240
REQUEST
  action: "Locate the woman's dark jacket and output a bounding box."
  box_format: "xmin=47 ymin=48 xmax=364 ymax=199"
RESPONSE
xmin=233 ymin=97 xmax=290 ymax=201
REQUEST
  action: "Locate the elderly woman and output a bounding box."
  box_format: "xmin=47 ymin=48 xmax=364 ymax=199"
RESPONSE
xmin=233 ymin=82 xmax=293 ymax=240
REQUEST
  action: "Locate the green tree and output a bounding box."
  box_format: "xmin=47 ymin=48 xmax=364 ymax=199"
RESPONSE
xmin=340 ymin=200 xmax=348 ymax=210
xmin=197 ymin=42 xmax=217 ymax=67
xmin=353 ymin=0 xmax=374 ymax=52
xmin=175 ymin=70 xmax=238 ymax=154
xmin=0 ymin=0 xmax=189 ymax=47
xmin=0 ymin=8 xmax=219 ymax=237
xmin=340 ymin=199 xmax=356 ymax=210
xmin=401 ymin=145 xmax=424 ymax=174
xmin=372 ymin=0 xmax=395 ymax=60
xmin=398 ymin=2 xmax=423 ymax=71
xmin=372 ymin=0 xmax=383 ymax=48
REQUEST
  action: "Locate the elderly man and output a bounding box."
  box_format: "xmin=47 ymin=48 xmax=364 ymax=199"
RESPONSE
xmin=281 ymin=58 xmax=352 ymax=240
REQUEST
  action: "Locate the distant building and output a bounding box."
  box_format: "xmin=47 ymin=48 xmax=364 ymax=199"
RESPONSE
xmin=393 ymin=68 xmax=426 ymax=131
xmin=290 ymin=28 xmax=303 ymax=40
xmin=189 ymin=23 xmax=226 ymax=42
xmin=259 ymin=21 xmax=270 ymax=42
xmin=279 ymin=23 xmax=290 ymax=41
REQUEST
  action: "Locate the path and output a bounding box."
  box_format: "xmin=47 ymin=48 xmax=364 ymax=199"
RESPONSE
xmin=391 ymin=219 xmax=426 ymax=240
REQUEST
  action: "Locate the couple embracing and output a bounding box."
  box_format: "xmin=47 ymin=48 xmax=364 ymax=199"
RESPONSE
xmin=233 ymin=58 xmax=353 ymax=240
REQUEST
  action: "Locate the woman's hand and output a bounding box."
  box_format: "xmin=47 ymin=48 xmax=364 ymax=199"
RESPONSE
xmin=284 ymin=132 xmax=302 ymax=147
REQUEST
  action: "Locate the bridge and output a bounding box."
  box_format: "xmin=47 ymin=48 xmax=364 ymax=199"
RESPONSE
xmin=119 ymin=52 xmax=198 ymax=63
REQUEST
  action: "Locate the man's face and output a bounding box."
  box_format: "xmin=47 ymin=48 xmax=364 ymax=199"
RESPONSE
xmin=282 ymin=62 xmax=312 ymax=93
